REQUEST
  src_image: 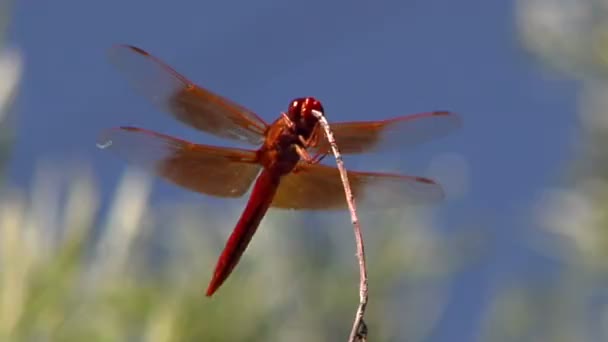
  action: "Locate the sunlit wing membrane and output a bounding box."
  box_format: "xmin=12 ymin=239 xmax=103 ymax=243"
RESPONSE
xmin=312 ymin=111 xmax=461 ymax=155
xmin=271 ymin=162 xmax=444 ymax=210
xmin=108 ymin=45 xmax=268 ymax=145
xmin=97 ymin=127 xmax=261 ymax=198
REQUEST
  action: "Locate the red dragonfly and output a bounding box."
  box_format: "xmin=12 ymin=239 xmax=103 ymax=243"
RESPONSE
xmin=98 ymin=45 xmax=461 ymax=297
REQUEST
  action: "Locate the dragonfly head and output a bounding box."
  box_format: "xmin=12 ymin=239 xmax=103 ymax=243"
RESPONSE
xmin=287 ymin=97 xmax=324 ymax=129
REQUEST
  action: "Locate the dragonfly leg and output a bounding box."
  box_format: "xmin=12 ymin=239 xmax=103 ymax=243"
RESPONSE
xmin=311 ymin=152 xmax=327 ymax=164
xmin=299 ymin=123 xmax=320 ymax=148
xmin=294 ymin=144 xmax=314 ymax=163
xmin=281 ymin=112 xmax=295 ymax=130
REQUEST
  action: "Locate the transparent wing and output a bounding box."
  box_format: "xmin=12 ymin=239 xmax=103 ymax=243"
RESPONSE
xmin=98 ymin=127 xmax=261 ymax=198
xmin=271 ymin=162 xmax=444 ymax=210
xmin=312 ymin=111 xmax=461 ymax=155
xmin=108 ymin=45 xmax=268 ymax=145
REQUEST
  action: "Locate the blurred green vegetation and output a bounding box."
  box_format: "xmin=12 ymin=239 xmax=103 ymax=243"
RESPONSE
xmin=0 ymin=0 xmax=18 ymax=184
xmin=0 ymin=166 xmax=471 ymax=341
xmin=479 ymin=1 xmax=608 ymax=341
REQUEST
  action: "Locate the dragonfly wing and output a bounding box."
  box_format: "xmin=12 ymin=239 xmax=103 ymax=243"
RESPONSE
xmin=271 ymin=162 xmax=444 ymax=210
xmin=98 ymin=127 xmax=261 ymax=197
xmin=313 ymin=111 xmax=461 ymax=155
xmin=108 ymin=45 xmax=268 ymax=145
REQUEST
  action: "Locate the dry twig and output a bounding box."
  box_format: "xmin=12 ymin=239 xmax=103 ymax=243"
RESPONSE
xmin=311 ymin=110 xmax=368 ymax=342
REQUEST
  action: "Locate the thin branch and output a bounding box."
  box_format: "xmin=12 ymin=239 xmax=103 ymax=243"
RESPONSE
xmin=311 ymin=110 xmax=368 ymax=342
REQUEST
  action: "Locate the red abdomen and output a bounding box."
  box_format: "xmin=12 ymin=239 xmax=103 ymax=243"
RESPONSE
xmin=205 ymin=169 xmax=281 ymax=296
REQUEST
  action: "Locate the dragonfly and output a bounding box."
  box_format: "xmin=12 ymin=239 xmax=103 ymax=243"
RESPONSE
xmin=98 ymin=45 xmax=461 ymax=297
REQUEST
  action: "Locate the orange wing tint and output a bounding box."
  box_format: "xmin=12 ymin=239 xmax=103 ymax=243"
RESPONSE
xmin=108 ymin=45 xmax=268 ymax=145
xmin=313 ymin=111 xmax=461 ymax=155
xmin=98 ymin=127 xmax=261 ymax=198
xmin=270 ymin=162 xmax=443 ymax=210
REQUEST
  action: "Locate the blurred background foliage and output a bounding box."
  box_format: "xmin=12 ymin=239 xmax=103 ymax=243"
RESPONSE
xmin=480 ymin=1 xmax=608 ymax=341
xmin=3 ymin=0 xmax=608 ymax=341
xmin=0 ymin=0 xmax=18 ymax=185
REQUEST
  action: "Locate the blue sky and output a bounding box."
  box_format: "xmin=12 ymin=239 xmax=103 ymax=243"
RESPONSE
xmin=8 ymin=0 xmax=579 ymax=340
